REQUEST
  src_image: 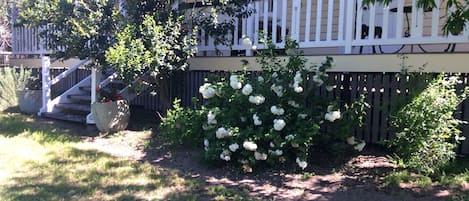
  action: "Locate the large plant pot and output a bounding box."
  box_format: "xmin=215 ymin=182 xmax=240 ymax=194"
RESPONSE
xmin=18 ymin=89 xmax=42 ymax=115
xmin=91 ymin=100 xmax=130 ymax=133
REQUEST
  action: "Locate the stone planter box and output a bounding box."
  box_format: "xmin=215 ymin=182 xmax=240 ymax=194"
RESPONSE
xmin=18 ymin=89 xmax=42 ymax=115
xmin=91 ymin=100 xmax=130 ymax=133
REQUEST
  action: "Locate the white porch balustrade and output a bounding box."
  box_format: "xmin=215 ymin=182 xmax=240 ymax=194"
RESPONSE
xmin=11 ymin=0 xmax=469 ymax=56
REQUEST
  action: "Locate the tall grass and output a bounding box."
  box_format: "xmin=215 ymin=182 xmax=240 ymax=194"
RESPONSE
xmin=0 ymin=66 xmax=32 ymax=111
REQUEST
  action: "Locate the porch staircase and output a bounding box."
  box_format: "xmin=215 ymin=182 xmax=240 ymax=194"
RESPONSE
xmin=38 ymin=57 xmax=135 ymax=124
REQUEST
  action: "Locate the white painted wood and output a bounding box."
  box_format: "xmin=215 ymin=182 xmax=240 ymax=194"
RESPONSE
xmin=254 ymin=1 xmax=260 ymax=44
xmin=291 ymin=0 xmax=301 ymax=41
xmin=410 ymin=0 xmax=418 ymax=37
xmin=272 ymin=0 xmax=278 ymax=43
xmin=356 ymin=0 xmax=363 ymax=40
xmin=431 ymin=0 xmax=440 ymax=37
xmin=50 ymin=59 xmax=90 ymax=85
xmin=234 ymin=17 xmax=240 ymax=46
xmin=315 ymin=0 xmax=323 ymax=41
xmin=338 ymin=0 xmax=345 ymax=41
xmin=396 ymin=0 xmax=404 ymax=38
xmin=39 ymin=56 xmax=51 ymax=115
xmin=246 ymin=3 xmax=255 ymax=56
xmin=272 ymin=0 xmax=281 ymax=44
xmin=326 ymin=0 xmax=334 ymax=41
xmin=281 ymin=0 xmax=287 ymax=43
xmin=344 ymin=0 xmax=355 ymax=53
xmin=263 ymin=0 xmax=269 ymax=41
xmin=305 ymin=0 xmax=312 ymax=42
xmin=383 ymin=4 xmax=390 ymax=39
xmin=369 ymin=4 xmax=376 ymax=39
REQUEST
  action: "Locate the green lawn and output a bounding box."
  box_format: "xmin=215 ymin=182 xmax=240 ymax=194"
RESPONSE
xmin=0 ymin=113 xmax=256 ymax=201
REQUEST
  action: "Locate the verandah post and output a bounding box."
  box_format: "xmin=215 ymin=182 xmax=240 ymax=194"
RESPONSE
xmin=38 ymin=55 xmax=51 ymax=115
xmin=86 ymin=67 xmax=99 ymax=124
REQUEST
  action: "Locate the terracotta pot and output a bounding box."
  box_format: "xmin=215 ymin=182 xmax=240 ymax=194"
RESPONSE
xmin=18 ymin=89 xmax=42 ymax=115
xmin=91 ymin=100 xmax=130 ymax=133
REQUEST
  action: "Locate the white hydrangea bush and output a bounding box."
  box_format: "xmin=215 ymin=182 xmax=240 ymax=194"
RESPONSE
xmin=197 ymin=40 xmax=366 ymax=171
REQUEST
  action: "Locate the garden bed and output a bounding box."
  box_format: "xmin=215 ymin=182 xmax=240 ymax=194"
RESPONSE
xmin=0 ymin=112 xmax=467 ymax=201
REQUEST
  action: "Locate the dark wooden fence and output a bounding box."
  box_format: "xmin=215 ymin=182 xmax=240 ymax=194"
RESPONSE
xmin=20 ymin=68 xmax=469 ymax=154
xmin=152 ymin=71 xmax=469 ymax=155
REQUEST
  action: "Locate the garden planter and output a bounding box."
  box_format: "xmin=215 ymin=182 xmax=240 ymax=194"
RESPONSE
xmin=91 ymin=100 xmax=130 ymax=133
xmin=18 ymin=89 xmax=42 ymax=115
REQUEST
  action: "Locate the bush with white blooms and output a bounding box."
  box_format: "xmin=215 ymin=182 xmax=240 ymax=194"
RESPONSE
xmin=196 ymin=39 xmax=368 ymax=171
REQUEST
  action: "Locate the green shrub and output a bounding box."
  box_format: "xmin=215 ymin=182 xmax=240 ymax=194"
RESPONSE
xmin=0 ymin=66 xmax=32 ymax=111
xmin=196 ymin=39 xmax=368 ymax=171
xmin=158 ymin=98 xmax=205 ymax=147
xmin=388 ymin=74 xmax=468 ymax=175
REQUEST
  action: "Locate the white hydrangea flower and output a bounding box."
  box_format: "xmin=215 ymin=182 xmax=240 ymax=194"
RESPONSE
xmin=270 ymin=105 xmax=285 ymax=116
xmin=273 ymin=119 xmax=286 ymax=131
xmin=293 ymin=84 xmax=303 ymax=93
xmin=253 ymin=113 xmax=262 ymax=126
xmin=291 ymin=142 xmax=299 ymax=148
xmin=230 ymin=74 xmax=242 ymax=89
xmin=294 ymin=71 xmax=303 ymax=83
xmin=199 ymin=83 xmax=216 ymax=99
xmin=325 ymin=111 xmax=341 ymax=122
xmin=285 ymin=134 xmax=295 ymax=141
xmin=296 ymin=157 xmax=308 ymax=170
xmin=230 ymin=81 xmax=242 ymax=90
xmin=252 ymin=45 xmax=258 ymax=51
xmin=347 ymin=136 xmax=357 ymax=145
xmin=216 ymin=127 xmax=232 ymax=139
xmin=271 ymin=84 xmax=284 ymax=97
xmin=248 ymin=95 xmax=266 ymax=105
xmin=240 ymin=116 xmax=247 ymax=122
xmin=220 ymin=150 xmax=231 ymax=161
xmin=298 ymin=113 xmax=308 ymax=119
xmin=274 ymin=149 xmax=283 ymax=156
xmin=326 ymin=85 xmax=336 ymax=91
xmin=354 ymin=141 xmax=366 ymax=152
xmin=271 ymin=72 xmax=278 ymax=78
xmin=257 ymin=76 xmax=265 ymax=83
xmin=270 ymin=142 xmax=275 ymax=148
xmin=312 ymin=75 xmax=324 ymax=86
xmin=204 ymin=139 xmax=209 ymax=151
xmin=229 ymin=143 xmax=239 ymax=152
xmin=288 ymin=100 xmax=300 ymax=108
xmin=202 ymin=124 xmax=212 ymax=131
xmin=327 ymin=105 xmax=334 ymax=112
xmin=243 ymin=141 xmax=258 ymax=151
xmin=242 ymin=84 xmax=253 ymax=95
xmin=242 ymin=36 xmax=252 ymax=46
xmin=207 ymin=111 xmax=217 ymax=125
xmin=254 ymin=151 xmax=268 ymax=160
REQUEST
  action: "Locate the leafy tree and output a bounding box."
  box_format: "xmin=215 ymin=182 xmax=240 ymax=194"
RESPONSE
xmin=363 ymin=0 xmax=468 ymax=35
xmin=17 ymin=0 xmax=254 ymax=83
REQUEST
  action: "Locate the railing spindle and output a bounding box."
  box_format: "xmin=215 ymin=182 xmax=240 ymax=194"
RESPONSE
xmin=326 ymin=0 xmax=334 ymax=41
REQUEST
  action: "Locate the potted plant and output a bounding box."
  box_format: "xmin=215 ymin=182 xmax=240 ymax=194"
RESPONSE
xmin=18 ymin=74 xmax=42 ymax=115
xmin=91 ymin=86 xmax=130 ymax=133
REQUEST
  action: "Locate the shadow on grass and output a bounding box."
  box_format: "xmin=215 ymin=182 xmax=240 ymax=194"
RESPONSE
xmin=0 ymin=113 xmax=98 ymax=142
xmin=0 ymin=146 xmax=185 ymax=201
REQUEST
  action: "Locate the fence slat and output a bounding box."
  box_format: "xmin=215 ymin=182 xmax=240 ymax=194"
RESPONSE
xmin=380 ymin=73 xmax=390 ymax=141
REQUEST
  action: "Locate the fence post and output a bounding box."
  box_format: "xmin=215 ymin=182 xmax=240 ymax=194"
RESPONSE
xmin=38 ymin=55 xmax=51 ymax=115
xmin=344 ymin=0 xmax=355 ymax=54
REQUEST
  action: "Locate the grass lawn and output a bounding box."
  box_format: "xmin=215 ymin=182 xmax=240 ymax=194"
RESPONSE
xmin=0 ymin=113 xmax=256 ymax=201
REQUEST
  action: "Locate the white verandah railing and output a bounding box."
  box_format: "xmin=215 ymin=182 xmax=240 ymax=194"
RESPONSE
xmin=12 ymin=0 xmax=469 ymax=56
